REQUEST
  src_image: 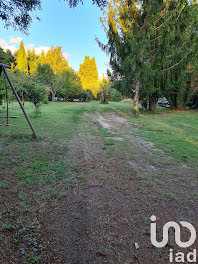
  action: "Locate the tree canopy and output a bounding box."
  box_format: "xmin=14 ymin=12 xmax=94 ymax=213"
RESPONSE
xmin=13 ymin=41 xmax=71 ymax=77
xmin=56 ymin=69 xmax=82 ymax=100
xmin=45 ymin=47 xmax=70 ymax=75
xmin=98 ymin=0 xmax=198 ymax=113
xmin=0 ymin=47 xmax=14 ymax=66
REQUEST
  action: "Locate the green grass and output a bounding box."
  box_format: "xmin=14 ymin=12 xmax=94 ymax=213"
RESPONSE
xmin=129 ymin=109 xmax=198 ymax=164
xmin=4 ymin=101 xmax=197 ymax=163
xmin=1 ymin=100 xmax=198 ymax=262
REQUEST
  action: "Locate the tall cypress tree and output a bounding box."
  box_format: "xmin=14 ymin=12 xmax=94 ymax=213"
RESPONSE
xmin=16 ymin=40 xmax=28 ymax=74
xmin=78 ymin=56 xmax=99 ymax=96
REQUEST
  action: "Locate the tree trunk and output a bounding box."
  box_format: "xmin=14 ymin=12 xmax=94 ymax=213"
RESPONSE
xmin=34 ymin=104 xmax=40 ymax=114
xmin=21 ymin=90 xmax=25 ymax=106
xmin=51 ymin=91 xmax=56 ymax=102
xmin=63 ymin=95 xmax=69 ymax=102
xmin=149 ymin=96 xmax=157 ymax=112
xmin=100 ymin=91 xmax=108 ymax=104
xmin=133 ymin=77 xmax=140 ymax=116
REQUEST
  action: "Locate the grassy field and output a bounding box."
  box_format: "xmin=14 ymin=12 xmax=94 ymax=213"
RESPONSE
xmin=0 ymin=101 xmax=198 ymax=263
xmin=1 ymin=102 xmax=198 ymax=164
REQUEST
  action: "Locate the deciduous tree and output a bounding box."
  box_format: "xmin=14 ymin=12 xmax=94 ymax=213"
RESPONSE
xmin=56 ymin=69 xmax=82 ymax=101
xmin=35 ymin=63 xmax=56 ymax=101
xmin=27 ymin=82 xmax=46 ymax=113
xmin=45 ymin=46 xmax=70 ymax=74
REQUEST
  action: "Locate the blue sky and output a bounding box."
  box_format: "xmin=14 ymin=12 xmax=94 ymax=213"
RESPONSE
xmin=0 ymin=0 xmax=109 ymax=77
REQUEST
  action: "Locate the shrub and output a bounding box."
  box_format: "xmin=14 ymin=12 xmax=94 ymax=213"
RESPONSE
xmin=109 ymin=88 xmax=122 ymax=102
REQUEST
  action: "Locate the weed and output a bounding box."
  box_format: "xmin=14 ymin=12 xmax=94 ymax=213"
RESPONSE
xmin=137 ymin=175 xmax=148 ymax=181
xmin=77 ymin=174 xmax=88 ymax=182
xmin=99 ymin=220 xmax=112 ymax=231
xmin=0 ymin=181 xmax=9 ymax=189
xmin=103 ymin=202 xmax=111 ymax=208
xmin=163 ymin=192 xmax=175 ymax=201
xmin=22 ymin=253 xmax=39 ymax=264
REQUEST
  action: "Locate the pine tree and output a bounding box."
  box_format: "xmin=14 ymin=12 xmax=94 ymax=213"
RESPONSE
xmin=78 ymin=56 xmax=99 ymax=97
xmin=16 ymin=41 xmax=28 ymax=74
xmin=98 ymin=0 xmax=198 ymax=113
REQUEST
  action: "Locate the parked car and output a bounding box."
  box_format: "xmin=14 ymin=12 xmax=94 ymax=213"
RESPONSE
xmin=158 ymin=97 xmax=170 ymax=108
xmin=158 ymin=98 xmax=164 ymax=105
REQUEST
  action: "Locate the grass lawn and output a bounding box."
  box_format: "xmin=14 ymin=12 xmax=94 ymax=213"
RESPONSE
xmin=0 ymin=101 xmax=198 ymax=263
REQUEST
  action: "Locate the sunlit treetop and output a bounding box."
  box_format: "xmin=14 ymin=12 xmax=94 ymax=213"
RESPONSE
xmin=78 ymin=56 xmax=100 ymax=96
xmin=16 ymin=40 xmax=28 ymax=74
xmin=101 ymin=0 xmax=198 ymax=36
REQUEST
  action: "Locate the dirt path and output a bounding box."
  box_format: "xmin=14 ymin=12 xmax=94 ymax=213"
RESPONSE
xmin=43 ymin=111 xmax=198 ymax=264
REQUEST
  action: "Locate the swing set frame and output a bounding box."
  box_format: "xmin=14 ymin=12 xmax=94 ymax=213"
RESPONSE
xmin=0 ymin=63 xmax=37 ymax=138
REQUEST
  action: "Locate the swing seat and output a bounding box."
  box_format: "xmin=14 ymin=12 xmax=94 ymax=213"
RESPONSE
xmin=0 ymin=116 xmax=17 ymax=118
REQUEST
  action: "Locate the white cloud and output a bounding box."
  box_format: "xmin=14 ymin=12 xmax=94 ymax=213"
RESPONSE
xmin=26 ymin=43 xmax=35 ymax=50
xmin=0 ymin=38 xmax=70 ymax=61
xmin=99 ymin=73 xmax=108 ymax=80
xmin=0 ymin=38 xmax=17 ymax=53
xmin=34 ymin=46 xmax=50 ymax=54
xmin=10 ymin=37 xmax=22 ymax=44
xmin=63 ymin=52 xmax=69 ymax=60
xmin=0 ymin=39 xmax=7 ymax=47
xmin=24 ymin=45 xmax=50 ymax=55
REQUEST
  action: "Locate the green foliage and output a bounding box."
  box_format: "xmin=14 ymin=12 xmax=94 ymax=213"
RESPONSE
xmin=56 ymin=69 xmax=82 ymax=100
xmin=0 ymin=47 xmax=14 ymax=65
xmin=99 ymin=77 xmax=110 ymax=104
xmin=0 ymin=0 xmax=41 ymax=33
xmin=35 ymin=63 xmax=55 ymax=101
xmin=9 ymin=70 xmax=27 ymax=91
xmin=9 ymin=70 xmax=30 ymax=102
xmin=109 ymin=88 xmax=122 ymax=102
xmin=0 ymin=47 xmax=15 ymax=104
xmin=35 ymin=63 xmax=55 ymax=87
xmin=26 ymin=82 xmax=46 ymax=112
xmin=99 ymin=0 xmax=198 ymax=111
